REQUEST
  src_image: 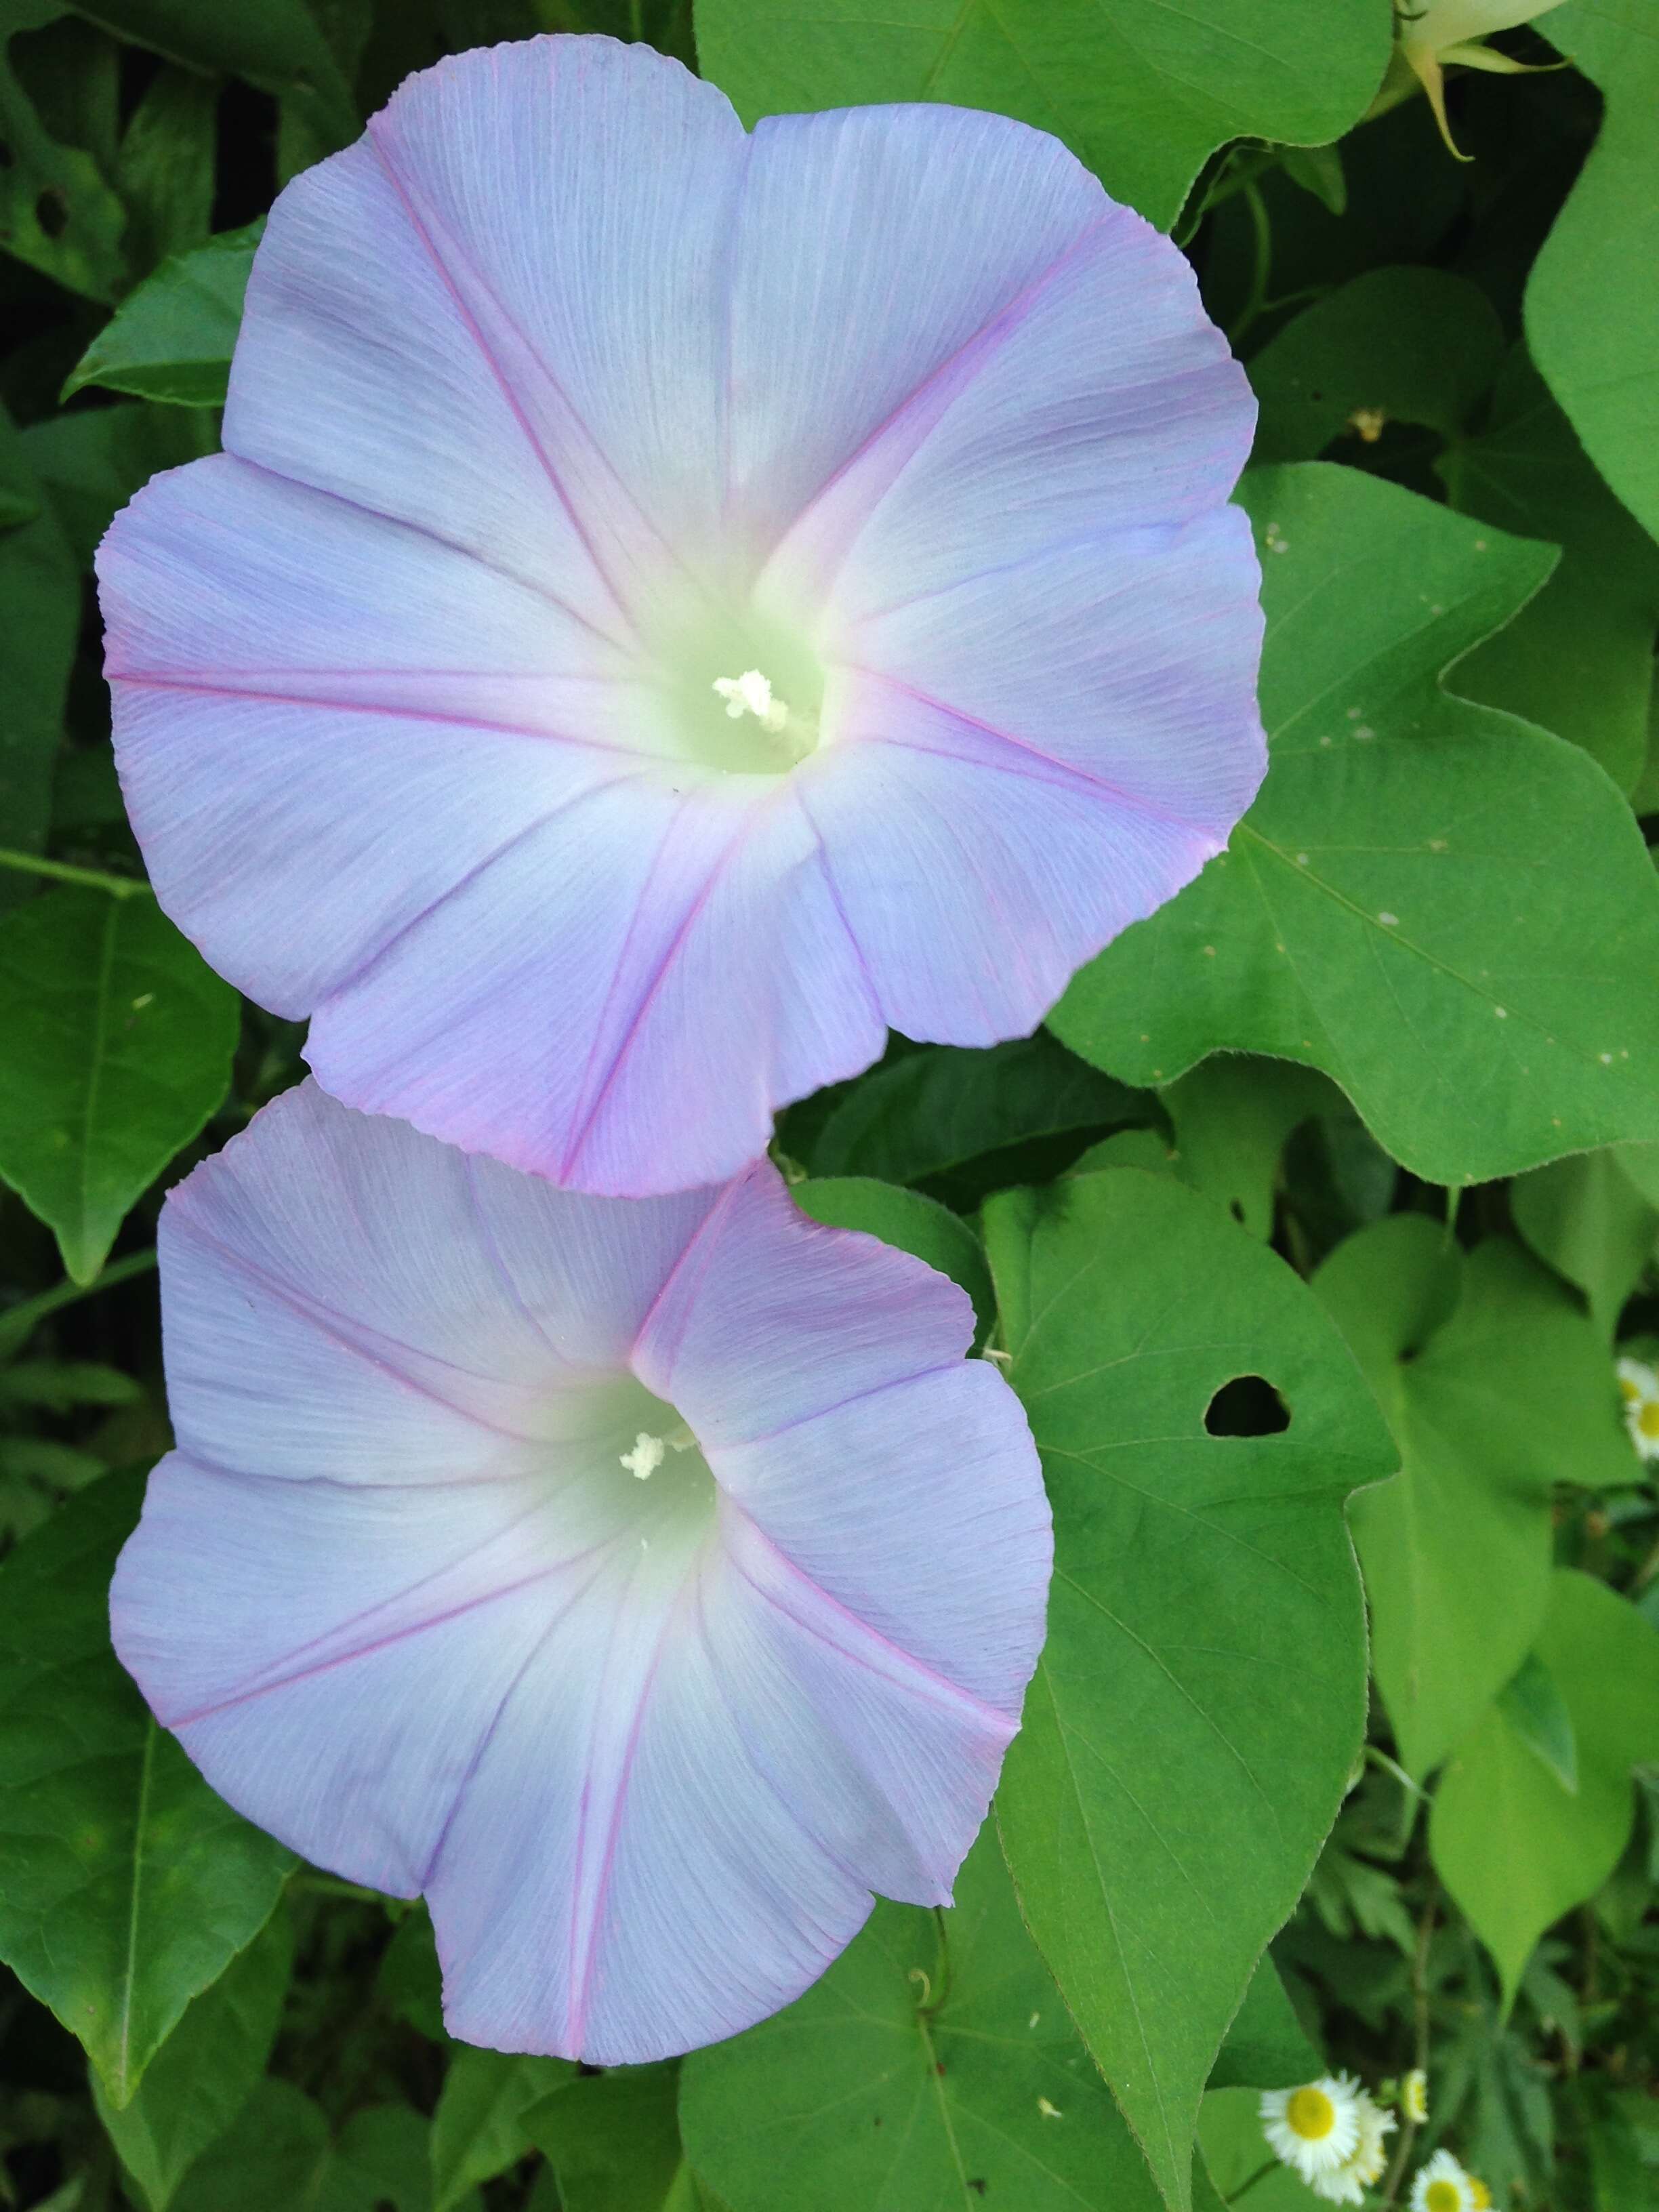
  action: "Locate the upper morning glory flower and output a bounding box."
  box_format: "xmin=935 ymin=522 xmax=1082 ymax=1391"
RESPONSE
xmin=109 ymin=1081 xmax=1049 ymax=2062
xmin=96 ymin=34 xmax=1265 ymax=1196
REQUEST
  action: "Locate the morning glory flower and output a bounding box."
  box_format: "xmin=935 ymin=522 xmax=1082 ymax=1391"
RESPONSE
xmin=109 ymin=1082 xmax=1050 ymax=2062
xmin=96 ymin=34 xmax=1265 ymax=1197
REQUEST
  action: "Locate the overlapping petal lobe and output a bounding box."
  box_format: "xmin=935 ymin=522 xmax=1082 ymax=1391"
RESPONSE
xmin=159 ymin=1086 xmax=721 ymax=1465
xmin=791 ymin=512 xmax=1265 ymax=1039
xmin=222 ymin=132 xmax=627 ymax=644
xmin=111 ymin=1454 xmax=606 ymax=1896
xmin=756 ymin=203 xmax=1253 ymax=626
xmin=99 ymin=450 xmax=638 ymax=708
xmin=424 ymin=1532 xmax=874 ymax=2063
xmin=846 ymin=508 xmax=1265 ymax=817
xmin=632 ymin=1162 xmax=977 ymax=1446
xmin=710 ymin=1361 xmax=1050 ymax=1714
xmin=365 ymin=37 xmax=745 ymax=590
xmin=428 ymin=1505 xmax=1024 ymax=2064
xmin=722 ymin=102 xmax=1105 ymax=556
xmin=306 ymin=781 xmax=882 ymax=1196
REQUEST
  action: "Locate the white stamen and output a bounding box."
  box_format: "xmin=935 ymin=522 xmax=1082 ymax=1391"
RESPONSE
xmin=621 ymin=1431 xmax=666 ymax=1481
xmin=713 ymin=669 xmax=790 ymax=733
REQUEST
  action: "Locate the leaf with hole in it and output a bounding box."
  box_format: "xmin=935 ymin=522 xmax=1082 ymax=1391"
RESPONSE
xmin=67 ymin=0 xmax=357 ymax=161
xmin=94 ymin=1911 xmax=294 ymax=2212
xmin=0 ymin=1471 xmax=293 ymax=2105
xmin=1431 ymin=1572 xmax=1659 ymax=2004
xmin=0 ymin=0 xmax=131 ymax=302
xmin=693 ymin=0 xmax=1393 ymax=231
xmin=1526 ymin=0 xmax=1659 ymax=544
xmin=1314 ymin=1218 xmax=1634 ymax=1778
xmin=0 ymin=886 xmax=239 ymax=1283
xmin=679 ymin=1823 xmax=1164 ymax=2212
xmin=983 ymin=1168 xmax=1387 ymax=2212
xmin=65 ymin=220 xmax=264 ymax=407
xmin=1052 ymin=464 xmax=1659 ymax=1186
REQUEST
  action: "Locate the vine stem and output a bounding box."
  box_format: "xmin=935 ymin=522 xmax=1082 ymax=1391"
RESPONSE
xmin=1226 ymin=2156 xmax=1282 ymax=2203
xmin=0 ymin=1249 xmax=158 ymax=1359
xmin=1225 ymin=179 xmax=1274 ymax=346
xmin=1379 ymin=1881 xmax=1438 ymax=2205
xmin=0 ymin=847 xmax=153 ymax=899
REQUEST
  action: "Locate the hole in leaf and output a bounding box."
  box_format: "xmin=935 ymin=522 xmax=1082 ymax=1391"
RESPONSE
xmin=1204 ymin=1374 xmax=1290 ymax=1436
xmin=35 ymin=186 xmax=67 ymax=239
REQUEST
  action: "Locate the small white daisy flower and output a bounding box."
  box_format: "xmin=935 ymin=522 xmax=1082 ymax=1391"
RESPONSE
xmin=1618 ymin=1356 xmax=1659 ymax=1461
xmin=1410 ymin=2148 xmax=1481 ymax=2212
xmin=1312 ymin=2090 xmax=1397 ymax=2205
xmin=1403 ymin=2067 xmax=1429 ymax=2123
xmin=1261 ymin=2075 xmax=1364 ymax=2182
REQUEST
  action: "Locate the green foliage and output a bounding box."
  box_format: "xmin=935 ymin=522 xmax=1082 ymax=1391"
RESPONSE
xmin=429 ymin=2052 xmax=575 ymax=2212
xmin=526 ymin=2064 xmax=710 ymax=2212
xmin=1316 ymin=1216 xmax=1631 ymax=1777
xmin=1526 ymin=0 xmax=1659 ymax=542
xmin=1054 ymin=465 xmax=1659 ymax=1185
xmin=0 ymin=886 xmax=238 ymax=1281
xmin=65 ymin=220 xmax=264 ymax=405
xmin=0 ymin=400 xmax=81 ymax=901
xmin=1432 ymin=1572 xmax=1659 ymax=2003
xmin=2 ymin=5 xmax=1659 ymax=2210
xmin=93 ymin=1914 xmax=295 ymax=2211
xmin=985 ymin=1168 xmax=1387 ymax=2210
xmin=680 ymin=1825 xmax=1164 ymax=2211
xmin=695 ymin=0 xmax=1393 ymax=231
xmin=0 ymin=1471 xmax=294 ymax=2104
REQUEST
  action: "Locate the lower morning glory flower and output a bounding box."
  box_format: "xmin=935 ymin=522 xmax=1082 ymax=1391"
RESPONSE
xmin=96 ymin=33 xmax=1265 ymax=1197
xmin=109 ymin=1082 xmax=1050 ymax=2062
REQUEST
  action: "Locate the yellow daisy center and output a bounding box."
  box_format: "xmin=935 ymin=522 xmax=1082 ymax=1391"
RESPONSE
xmin=1286 ymin=2087 xmax=1337 ymax=2140
xmin=1620 ymin=1374 xmax=1642 ymax=1402
xmin=1471 ymin=2186 xmax=1491 ymax=2209
xmin=1637 ymin=1399 xmax=1659 ymax=1439
xmin=1425 ymin=2184 xmax=1461 ymax=2212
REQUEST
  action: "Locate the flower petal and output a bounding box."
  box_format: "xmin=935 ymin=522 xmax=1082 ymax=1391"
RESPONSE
xmin=359 ymin=36 xmax=746 ymax=601
xmin=798 ymin=511 xmax=1267 ymax=1039
xmin=112 ymin=1089 xmax=1048 ymax=2063
xmin=306 ymin=780 xmax=884 ymax=1193
xmin=722 ymin=102 xmax=1105 ymax=557
xmin=158 ymin=1084 xmax=718 ymax=1480
xmin=756 ymin=171 xmax=1253 ymax=621
xmin=634 ymin=1162 xmax=979 ymax=1445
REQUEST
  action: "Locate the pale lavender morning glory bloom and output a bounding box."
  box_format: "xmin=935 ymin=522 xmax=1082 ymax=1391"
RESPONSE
xmin=97 ymin=35 xmax=1264 ymax=1197
xmin=110 ymin=1081 xmax=1049 ymax=2061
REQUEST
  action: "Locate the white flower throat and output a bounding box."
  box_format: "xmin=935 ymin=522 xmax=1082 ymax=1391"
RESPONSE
xmin=620 ymin=1422 xmax=699 ymax=1480
xmin=710 ymin=668 xmax=817 ymax=764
